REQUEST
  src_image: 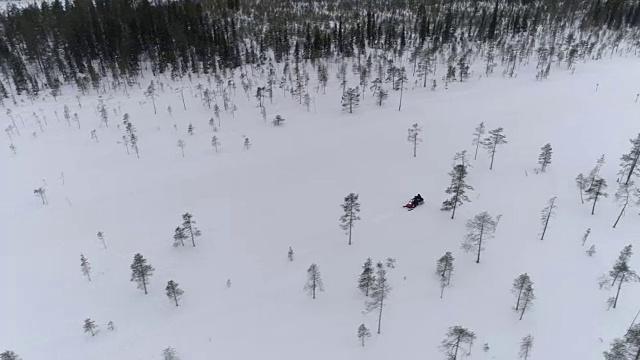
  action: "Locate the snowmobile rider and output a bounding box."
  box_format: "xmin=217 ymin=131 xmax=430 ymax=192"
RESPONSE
xmin=412 ymin=194 xmax=424 ymax=205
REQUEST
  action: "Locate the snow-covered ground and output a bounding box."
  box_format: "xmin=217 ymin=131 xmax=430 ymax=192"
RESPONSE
xmin=3 ymin=57 xmax=640 ymax=359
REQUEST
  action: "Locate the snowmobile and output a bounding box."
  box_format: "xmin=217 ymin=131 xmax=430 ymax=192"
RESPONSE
xmin=403 ymin=194 xmax=424 ymax=210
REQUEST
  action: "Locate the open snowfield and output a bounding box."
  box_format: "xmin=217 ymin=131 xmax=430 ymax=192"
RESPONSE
xmin=3 ymin=57 xmax=640 ymax=359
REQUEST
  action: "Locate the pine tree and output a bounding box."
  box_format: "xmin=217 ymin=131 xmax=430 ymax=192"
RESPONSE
xmin=187 ymin=123 xmax=194 ymax=135
xmin=575 ymin=173 xmax=588 ymax=204
xmin=613 ymin=181 xmax=638 ymax=228
xmin=211 ymin=136 xmax=220 ymax=153
xmin=177 ymin=139 xmax=186 ymax=158
xmin=144 ymin=81 xmax=158 ymax=114
xmin=439 ymin=326 xmax=477 ymax=360
xmin=585 ymin=178 xmax=608 ymax=215
xmin=375 ymin=88 xmax=388 ymax=106
xmin=83 ymin=318 xmax=98 ymax=336
xmin=202 ymin=88 xmax=214 ymax=109
xmin=341 ymin=87 xmax=360 ymax=113
xmin=538 ymin=143 xmax=553 ymax=172
xmin=395 ymin=66 xmax=408 ymax=111
xmin=90 ymin=231 xmax=104 ymax=251
xmin=80 ymin=254 xmax=91 ymax=281
xmin=163 ymin=347 xmax=180 ymax=360
xmin=365 ymin=265 xmax=392 ymax=334
xmin=482 ymin=127 xmax=507 ymax=170
xmin=165 ymin=280 xmax=184 ymax=307
xmin=619 ymin=133 xmax=640 ymax=185
xmin=607 ymin=245 xmax=639 ymax=309
xmin=461 ymin=212 xmax=497 ymax=263
xmin=441 ymin=164 xmax=474 ymax=219
xmin=587 ymin=154 xmax=606 ymax=187
xmin=604 ymin=323 xmax=640 ymax=360
xmin=0 ymin=351 xmax=20 ymax=360
xmin=123 ymin=114 xmax=139 ymax=158
xmin=304 ymin=263 xmax=324 ymax=299
xmin=358 ymin=258 xmax=376 ymax=296
xmin=339 ymin=193 xmax=361 ymax=245
xmin=539 ymin=196 xmax=557 ymax=240
xmin=512 ymin=273 xmax=535 ymax=319
xmin=173 ymin=227 xmax=187 ymax=247
xmin=518 ymin=334 xmax=534 ymax=360
xmin=436 ymin=251 xmax=454 ymax=298
xmin=581 ymin=228 xmax=591 ymax=246
xmin=357 ymin=324 xmax=372 ymax=347
xmin=288 ymin=246 xmax=294 ymax=261
xmin=181 ymin=213 xmax=201 ymax=247
xmin=407 ymin=123 xmax=423 ymax=157
xmin=130 ymin=253 xmax=154 ymax=294
xmin=272 ymin=115 xmax=285 ymax=126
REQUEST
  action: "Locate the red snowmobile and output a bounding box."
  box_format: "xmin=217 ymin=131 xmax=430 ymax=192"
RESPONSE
xmin=403 ymin=194 xmax=425 ymax=210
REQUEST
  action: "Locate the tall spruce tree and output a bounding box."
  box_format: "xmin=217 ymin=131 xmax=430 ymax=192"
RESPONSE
xmin=441 ymin=164 xmax=473 ymax=219
xmin=304 ymin=263 xmax=324 ymax=299
xmin=83 ymin=318 xmax=98 ymax=336
xmin=436 ymin=251 xmax=454 ymax=298
xmin=0 ymin=351 xmax=20 ymax=360
xmin=365 ymin=264 xmax=392 ymax=334
xmin=539 ymin=196 xmax=557 ymax=240
xmin=512 ymin=273 xmax=535 ymax=319
xmin=538 ymin=143 xmax=553 ymax=172
xmin=181 ymin=213 xmax=201 ymax=247
xmin=130 ymin=253 xmax=154 ymax=294
xmin=358 ymin=257 xmax=376 ymax=296
xmin=341 ymin=87 xmax=360 ymax=113
xmin=357 ymin=324 xmax=372 ymax=347
xmin=339 ymin=193 xmax=361 ymax=245
xmin=461 ymin=212 xmax=497 ymax=263
xmin=607 ymin=245 xmax=639 ymax=309
xmin=165 ymin=280 xmax=184 ymax=307
xmin=407 ymin=123 xmax=423 ymax=157
xmin=619 ymin=133 xmax=640 ymax=185
xmin=482 ymin=127 xmax=508 ymax=170
xmin=518 ymin=335 xmax=534 ymax=360
xmin=604 ymin=324 xmax=640 ymax=360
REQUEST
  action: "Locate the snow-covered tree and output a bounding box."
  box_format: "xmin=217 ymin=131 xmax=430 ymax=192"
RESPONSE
xmin=439 ymin=326 xmax=477 ymax=360
xmin=575 ymin=173 xmax=588 ymax=204
xmin=83 ymin=318 xmax=98 ymax=336
xmin=340 ymin=193 xmax=361 ymax=245
xmin=613 ymin=182 xmax=639 ymax=228
xmin=539 ymin=196 xmax=557 ymax=240
xmin=80 ymin=254 xmax=91 ymax=281
xmin=585 ymin=178 xmax=608 ymax=215
xmin=604 ymin=323 xmax=640 ymax=360
xmin=304 ymin=263 xmax=324 ymax=299
xmin=358 ymin=258 xmax=376 ymax=296
xmin=123 ymin=114 xmax=139 ymax=158
xmin=461 ymin=211 xmax=497 ymax=263
xmin=357 ymin=324 xmax=372 ymax=347
xmin=173 ymin=227 xmax=187 ymax=247
xmin=482 ymin=127 xmax=508 ymax=170
xmin=0 ymin=351 xmax=20 ymax=360
xmin=518 ymin=334 xmax=534 ymax=360
xmin=365 ymin=265 xmax=392 ymax=334
xmin=341 ymin=87 xmax=360 ymax=113
xmin=538 ymin=143 xmax=552 ymax=172
xmin=436 ymin=251 xmax=454 ymax=298
xmin=407 ymin=123 xmax=423 ymax=158
xmin=202 ymin=88 xmax=214 ymax=109
xmin=165 ymin=280 xmax=184 ymax=307
xmin=287 ymin=246 xmax=294 ymax=262
xmin=395 ymin=66 xmax=408 ymax=111
xmin=581 ymin=228 xmax=591 ymax=246
xmin=163 ymin=347 xmax=180 ymax=360
xmin=34 ymin=187 xmax=47 ymax=205
xmin=375 ymin=87 xmax=388 ymax=106
xmin=177 ymin=139 xmax=186 ymax=158
xmin=181 ymin=213 xmax=201 ymax=247
xmin=607 ymin=245 xmax=639 ymax=309
xmin=441 ymin=164 xmax=473 ymax=219
xmin=472 ymin=122 xmax=486 ymax=160
xmin=211 ymin=136 xmax=220 ymax=153
xmin=272 ymin=115 xmax=285 ymax=126
xmin=512 ymin=273 xmax=535 ymax=319
xmin=130 ymin=253 xmax=154 ymax=294
xmin=144 ymin=81 xmax=158 ymax=114
xmin=618 ymin=133 xmax=640 ymax=185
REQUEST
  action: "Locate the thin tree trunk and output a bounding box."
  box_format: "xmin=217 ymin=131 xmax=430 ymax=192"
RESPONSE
xmin=476 ymin=224 xmax=484 ymax=263
xmin=541 ymin=198 xmax=554 ymax=240
xmin=474 ymin=138 xmax=480 ymax=160
xmin=152 ymin=97 xmax=157 ymax=114
xmin=174 ymin=290 xmax=179 ymax=306
xmin=515 ymin=286 xmax=523 ymax=310
xmin=591 ymin=193 xmax=598 ymax=215
xmin=614 ymin=274 xmax=625 ymax=308
xmin=440 ymin=283 xmax=445 ymax=298
xmin=190 ymin=227 xmax=196 ymax=247
xmin=625 ymin=155 xmax=638 ymax=185
xmin=312 ymin=277 xmax=316 ymax=299
xmin=413 ymin=138 xmax=417 ymax=157
xmin=519 ymin=298 xmax=528 ymax=320
xmin=579 ymin=188 xmax=584 ymax=204
xmin=613 ymin=203 xmax=627 ymax=228
xmin=398 ymin=86 xmax=403 ymax=111
xmin=142 ymin=273 xmax=148 ymax=294
xmin=453 ymin=337 xmax=460 ymax=360
xmin=489 ymin=143 xmax=496 ymax=170
xmin=348 ymin=211 xmax=353 ymax=245
xmin=377 ymin=296 xmax=384 ymax=334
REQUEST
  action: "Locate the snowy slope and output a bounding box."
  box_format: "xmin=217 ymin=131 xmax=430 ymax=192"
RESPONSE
xmin=3 ymin=57 xmax=640 ymax=360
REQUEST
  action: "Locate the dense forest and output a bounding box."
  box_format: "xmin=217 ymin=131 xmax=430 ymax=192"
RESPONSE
xmin=0 ymin=0 xmax=639 ymax=99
